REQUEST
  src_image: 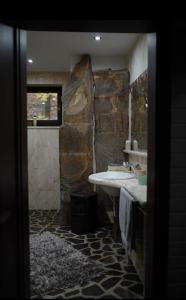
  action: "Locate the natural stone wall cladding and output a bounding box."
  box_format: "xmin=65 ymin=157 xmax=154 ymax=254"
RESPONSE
xmin=93 ymin=69 xmax=129 ymax=217
xmin=94 ymin=69 xmax=129 ymax=172
xmin=59 ymin=58 xmax=130 ymax=225
xmin=59 ymin=55 xmax=94 ymax=219
xmin=131 ymin=70 xmax=148 ymax=150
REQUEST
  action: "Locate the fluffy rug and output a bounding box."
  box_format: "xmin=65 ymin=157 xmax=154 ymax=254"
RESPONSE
xmin=30 ymin=232 xmax=104 ymax=295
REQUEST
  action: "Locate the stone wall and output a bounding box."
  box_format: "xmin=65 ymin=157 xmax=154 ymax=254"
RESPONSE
xmin=94 ymin=69 xmax=129 ymax=171
xmin=59 ymin=55 xmax=94 ymax=225
xmin=93 ymin=69 xmax=129 ymax=223
xmin=131 ymin=70 xmax=148 ymax=150
xmin=59 ymin=62 xmax=130 ymax=225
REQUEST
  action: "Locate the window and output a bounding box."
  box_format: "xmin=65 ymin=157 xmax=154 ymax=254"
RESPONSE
xmin=27 ymin=86 xmax=62 ymax=126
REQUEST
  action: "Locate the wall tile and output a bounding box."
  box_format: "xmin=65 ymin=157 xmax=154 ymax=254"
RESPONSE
xmin=28 ymin=128 xmax=60 ymax=210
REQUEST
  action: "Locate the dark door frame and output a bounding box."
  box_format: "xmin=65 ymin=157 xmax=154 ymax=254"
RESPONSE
xmin=0 ymin=20 xmax=171 ymax=299
xmin=0 ymin=25 xmax=30 ymax=298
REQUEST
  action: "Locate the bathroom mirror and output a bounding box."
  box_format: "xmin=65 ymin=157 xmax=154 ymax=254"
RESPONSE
xmin=131 ymin=70 xmax=148 ymax=151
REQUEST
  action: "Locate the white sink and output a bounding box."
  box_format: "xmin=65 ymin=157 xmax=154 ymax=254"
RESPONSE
xmin=88 ymin=171 xmax=135 ymax=197
xmin=101 ymin=185 xmax=121 ymax=197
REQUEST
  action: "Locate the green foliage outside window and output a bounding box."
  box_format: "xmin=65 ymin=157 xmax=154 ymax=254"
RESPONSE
xmin=36 ymin=93 xmax=57 ymax=102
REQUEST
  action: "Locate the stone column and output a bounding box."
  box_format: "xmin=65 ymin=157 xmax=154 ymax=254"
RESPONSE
xmin=59 ymin=55 xmax=94 ymax=225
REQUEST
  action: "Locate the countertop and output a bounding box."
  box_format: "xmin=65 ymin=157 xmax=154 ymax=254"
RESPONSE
xmin=88 ymin=174 xmax=147 ymax=205
xmin=118 ymin=178 xmax=147 ymax=205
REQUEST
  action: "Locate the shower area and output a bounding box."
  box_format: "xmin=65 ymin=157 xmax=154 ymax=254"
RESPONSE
xmin=27 ymin=52 xmax=131 ymax=226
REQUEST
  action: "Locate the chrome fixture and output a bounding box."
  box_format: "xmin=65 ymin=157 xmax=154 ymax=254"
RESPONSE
xmin=127 ymin=162 xmax=141 ymax=178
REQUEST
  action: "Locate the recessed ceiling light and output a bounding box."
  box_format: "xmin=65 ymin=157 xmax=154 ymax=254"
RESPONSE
xmin=94 ymin=35 xmax=101 ymax=41
xmin=28 ymin=59 xmax=33 ymax=64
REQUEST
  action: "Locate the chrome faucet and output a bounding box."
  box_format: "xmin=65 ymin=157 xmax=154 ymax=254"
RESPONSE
xmin=129 ymin=163 xmax=136 ymax=175
xmin=127 ymin=162 xmax=141 ymax=178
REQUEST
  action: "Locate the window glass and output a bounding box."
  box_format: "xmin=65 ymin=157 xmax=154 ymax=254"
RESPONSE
xmin=27 ymin=86 xmax=62 ymax=126
xmin=27 ymin=92 xmax=58 ymax=120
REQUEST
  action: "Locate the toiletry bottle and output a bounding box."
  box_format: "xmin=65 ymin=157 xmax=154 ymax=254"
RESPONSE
xmin=33 ymin=113 xmax=37 ymax=126
xmin=125 ymin=140 xmax=131 ymax=150
xmin=33 ymin=118 xmax=37 ymax=126
xmin=132 ymin=140 xmax=138 ymax=151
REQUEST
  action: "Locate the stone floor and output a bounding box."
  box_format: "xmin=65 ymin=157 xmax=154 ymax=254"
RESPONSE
xmin=29 ymin=210 xmax=144 ymax=299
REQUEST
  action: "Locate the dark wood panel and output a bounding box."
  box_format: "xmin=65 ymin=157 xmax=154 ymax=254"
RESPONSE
xmin=170 ymin=184 xmax=186 ymax=197
xmin=171 ymin=108 xmax=186 ymax=123
xmin=168 ymin=284 xmax=186 ymax=299
xmin=169 ymin=228 xmax=186 ymax=242
xmin=15 ymin=29 xmax=30 ymax=298
xmin=168 ymin=269 xmax=186 ymax=283
xmin=0 ymin=23 xmax=18 ymax=298
xmin=171 ymin=124 xmax=186 ymax=138
xmin=168 ymin=256 xmax=186 ymax=268
xmin=169 ymin=198 xmax=186 ymax=213
xmin=171 ymin=94 xmax=186 ymax=108
xmin=168 ymin=242 xmax=186 ymax=256
xmin=145 ymin=28 xmax=171 ymax=299
xmin=170 ymin=154 xmax=186 ymax=167
xmin=171 ymin=140 xmax=186 ymax=153
xmin=169 ymin=213 xmax=186 ymax=226
xmin=172 ymin=76 xmax=186 ymax=94
xmin=0 ymin=24 xmax=29 ymax=298
xmin=168 ymin=24 xmax=186 ymax=297
xmin=170 ymin=168 xmax=186 ymax=183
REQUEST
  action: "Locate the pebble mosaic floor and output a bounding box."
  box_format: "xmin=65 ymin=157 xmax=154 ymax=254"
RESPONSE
xmin=30 ymin=210 xmax=144 ymax=299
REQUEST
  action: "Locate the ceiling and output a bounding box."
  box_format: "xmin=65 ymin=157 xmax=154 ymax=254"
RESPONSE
xmin=27 ymin=31 xmax=141 ymax=72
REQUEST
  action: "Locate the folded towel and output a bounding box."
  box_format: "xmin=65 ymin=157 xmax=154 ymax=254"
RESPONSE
xmin=119 ymin=187 xmax=136 ymax=255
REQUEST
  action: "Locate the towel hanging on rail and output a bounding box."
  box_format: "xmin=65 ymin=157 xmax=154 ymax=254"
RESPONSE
xmin=119 ymin=187 xmax=136 ymax=256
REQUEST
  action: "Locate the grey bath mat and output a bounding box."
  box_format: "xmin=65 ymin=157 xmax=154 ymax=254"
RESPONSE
xmin=30 ymin=231 xmax=104 ymax=295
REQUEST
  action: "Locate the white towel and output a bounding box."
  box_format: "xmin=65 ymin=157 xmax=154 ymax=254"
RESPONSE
xmin=119 ymin=187 xmax=135 ymax=255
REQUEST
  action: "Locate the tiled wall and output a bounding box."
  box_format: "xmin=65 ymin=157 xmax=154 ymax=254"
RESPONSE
xmin=27 ymin=72 xmax=68 ymax=210
xmin=27 ymin=71 xmax=69 ymax=86
xmin=27 ymin=127 xmax=60 ymax=210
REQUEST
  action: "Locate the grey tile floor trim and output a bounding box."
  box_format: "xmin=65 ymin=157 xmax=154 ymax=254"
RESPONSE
xmin=30 ymin=210 xmax=144 ymax=299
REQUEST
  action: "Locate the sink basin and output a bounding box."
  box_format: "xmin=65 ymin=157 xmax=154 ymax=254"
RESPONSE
xmin=90 ymin=171 xmax=134 ymax=180
xmin=88 ymin=171 xmax=135 ymax=197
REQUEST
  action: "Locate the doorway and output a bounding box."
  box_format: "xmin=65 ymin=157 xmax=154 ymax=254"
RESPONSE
xmin=26 ymin=30 xmax=148 ymax=298
xmin=0 ymin=22 xmax=169 ymax=298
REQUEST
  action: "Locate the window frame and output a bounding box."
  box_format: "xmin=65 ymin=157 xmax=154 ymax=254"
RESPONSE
xmin=27 ymin=85 xmax=62 ymax=126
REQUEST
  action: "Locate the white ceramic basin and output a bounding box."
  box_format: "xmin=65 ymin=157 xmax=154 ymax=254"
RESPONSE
xmin=88 ymin=171 xmax=135 ymax=197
